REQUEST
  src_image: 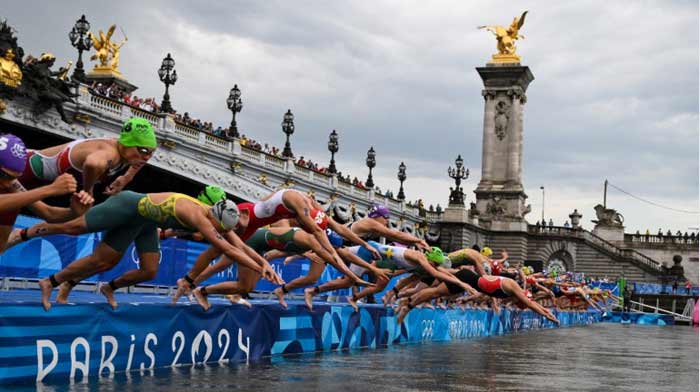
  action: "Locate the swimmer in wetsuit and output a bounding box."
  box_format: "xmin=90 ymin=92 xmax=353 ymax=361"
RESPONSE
xmin=172 ymin=188 xmax=381 ymax=303
xmin=307 ymin=244 xmax=472 ymax=312
xmin=10 ymin=191 xmax=283 ymax=310
xmin=52 ymin=185 xmax=227 ymax=303
xmin=396 ymin=268 xmax=559 ymax=325
xmin=0 ymin=134 xmax=94 ymax=251
xmin=19 ymin=117 xmax=155 ymax=197
xmin=190 ymin=227 xmax=374 ymax=310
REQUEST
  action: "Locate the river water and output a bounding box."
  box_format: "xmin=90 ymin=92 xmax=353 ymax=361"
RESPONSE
xmin=29 ymin=323 xmax=698 ymax=392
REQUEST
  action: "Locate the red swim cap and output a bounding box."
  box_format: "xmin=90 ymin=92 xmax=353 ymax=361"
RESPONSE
xmin=310 ymin=209 xmax=328 ymax=230
xmin=491 ymin=261 xmax=502 ymax=276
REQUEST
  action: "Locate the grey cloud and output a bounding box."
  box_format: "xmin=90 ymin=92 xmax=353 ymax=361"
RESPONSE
xmin=3 ymin=0 xmax=698 ymax=232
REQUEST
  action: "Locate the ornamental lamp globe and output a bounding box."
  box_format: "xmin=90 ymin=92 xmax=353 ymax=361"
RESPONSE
xmin=76 ymin=15 xmax=90 ymax=34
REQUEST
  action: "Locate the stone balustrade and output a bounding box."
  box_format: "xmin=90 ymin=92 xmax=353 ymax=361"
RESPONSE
xmin=625 ymin=233 xmax=698 ymax=246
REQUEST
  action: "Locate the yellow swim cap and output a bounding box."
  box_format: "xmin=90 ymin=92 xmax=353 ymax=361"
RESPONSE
xmin=481 ymin=247 xmax=493 ymax=257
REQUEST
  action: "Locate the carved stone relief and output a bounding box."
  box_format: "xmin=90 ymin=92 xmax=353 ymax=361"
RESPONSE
xmin=494 ymin=100 xmax=510 ymax=140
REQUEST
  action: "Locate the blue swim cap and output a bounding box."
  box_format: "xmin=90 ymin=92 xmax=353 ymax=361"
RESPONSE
xmin=325 ymin=229 xmax=344 ymax=248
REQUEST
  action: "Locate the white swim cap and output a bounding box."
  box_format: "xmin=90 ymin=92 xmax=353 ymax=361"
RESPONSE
xmin=211 ymin=199 xmax=240 ymax=230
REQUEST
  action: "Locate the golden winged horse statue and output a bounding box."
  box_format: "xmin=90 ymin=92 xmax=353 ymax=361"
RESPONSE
xmin=478 ymin=11 xmax=528 ymax=63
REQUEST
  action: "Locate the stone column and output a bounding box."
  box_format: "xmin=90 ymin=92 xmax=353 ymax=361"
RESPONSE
xmin=480 ymin=91 xmax=497 ymax=184
xmin=473 ymin=64 xmax=534 ymax=231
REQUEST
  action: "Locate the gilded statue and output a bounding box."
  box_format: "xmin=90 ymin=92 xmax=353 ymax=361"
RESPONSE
xmin=57 ymin=61 xmax=73 ymax=81
xmin=478 ymin=11 xmax=528 ymax=64
xmin=0 ymin=48 xmax=22 ymax=87
xmin=89 ymin=24 xmax=128 ymax=72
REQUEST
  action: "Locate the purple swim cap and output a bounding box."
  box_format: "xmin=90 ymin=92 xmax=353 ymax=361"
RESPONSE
xmin=368 ymin=204 xmax=390 ymax=219
xmin=0 ymin=134 xmax=26 ymax=173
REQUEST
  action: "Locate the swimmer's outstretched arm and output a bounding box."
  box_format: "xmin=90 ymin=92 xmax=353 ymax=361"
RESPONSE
xmin=503 ymin=279 xmax=559 ymax=324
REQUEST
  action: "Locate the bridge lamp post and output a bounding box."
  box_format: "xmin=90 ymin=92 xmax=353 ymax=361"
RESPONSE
xmin=157 ymin=53 xmax=177 ymax=113
xmin=540 ymin=186 xmax=545 ymax=223
xmin=327 ymin=130 xmax=339 ymax=174
xmin=226 ymin=84 xmax=243 ymax=138
xmin=397 ymin=161 xmax=407 ymax=201
xmin=447 ymin=154 xmax=469 ymax=206
xmin=68 ymin=14 xmax=92 ymax=83
xmin=281 ymin=109 xmax=295 ymax=158
xmin=365 ymin=147 xmax=376 ymax=188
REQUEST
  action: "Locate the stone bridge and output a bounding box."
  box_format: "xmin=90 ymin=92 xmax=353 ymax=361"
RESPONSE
xmin=0 ymin=86 xmax=440 ymax=240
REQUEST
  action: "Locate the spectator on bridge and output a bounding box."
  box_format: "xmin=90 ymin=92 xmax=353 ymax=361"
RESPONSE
xmin=686 ymin=280 xmax=692 ymax=295
xmin=548 ymin=218 xmax=554 ymax=227
xmin=436 ymin=204 xmax=442 ymax=213
xmin=672 ymin=279 xmax=678 ymax=294
xmin=563 ymin=220 xmax=570 ymax=228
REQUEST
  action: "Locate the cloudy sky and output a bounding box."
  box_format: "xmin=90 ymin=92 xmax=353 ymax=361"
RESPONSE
xmin=5 ymin=1 xmax=699 ymax=233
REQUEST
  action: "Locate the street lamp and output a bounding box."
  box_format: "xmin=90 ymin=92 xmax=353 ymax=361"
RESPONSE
xmin=281 ymin=109 xmax=295 ymax=158
xmin=68 ymin=14 xmax=92 ymax=82
xmin=397 ymin=161 xmax=407 ymax=200
xmin=327 ymin=130 xmax=339 ymax=174
xmin=447 ymin=154 xmax=469 ymax=206
xmin=226 ymin=84 xmax=243 ymax=138
xmin=365 ymin=146 xmax=376 ymax=188
xmin=540 ymin=186 xmax=545 ymax=223
xmin=157 ymin=53 xmax=177 ymax=113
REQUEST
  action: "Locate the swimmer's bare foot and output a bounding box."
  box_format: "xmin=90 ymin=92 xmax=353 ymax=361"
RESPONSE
xmin=38 ymin=278 xmax=53 ymax=311
xmin=273 ymin=287 xmax=288 ymax=309
xmin=303 ymin=288 xmax=315 ymax=311
xmin=396 ymin=305 xmax=409 ymax=325
xmin=172 ymin=278 xmax=191 ymax=304
xmin=6 ymin=228 xmax=23 ymax=249
xmin=382 ymin=293 xmax=394 ymax=307
xmin=56 ymin=282 xmax=73 ymax=304
xmin=100 ymin=284 xmax=118 ymax=310
xmin=227 ymin=294 xmax=252 ymax=309
xmin=193 ymin=288 xmax=211 ymax=311
xmin=347 ymin=296 xmax=359 ymax=312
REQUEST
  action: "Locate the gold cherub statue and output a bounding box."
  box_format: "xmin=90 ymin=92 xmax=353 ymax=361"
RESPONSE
xmin=0 ymin=48 xmax=23 ymax=87
xmin=478 ymin=11 xmax=528 ymax=64
xmin=89 ymin=24 xmax=128 ymax=73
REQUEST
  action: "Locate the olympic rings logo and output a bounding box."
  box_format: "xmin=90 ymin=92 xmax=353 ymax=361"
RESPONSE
xmin=132 ymin=247 xmax=163 ymax=268
xmin=421 ymin=320 xmax=435 ymax=341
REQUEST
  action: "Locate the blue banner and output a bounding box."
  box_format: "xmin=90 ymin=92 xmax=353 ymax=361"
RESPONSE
xmin=0 ymin=292 xmax=600 ymax=385
xmin=601 ymin=312 xmax=674 ymax=325
xmin=2 ymin=215 xmax=696 ymax=297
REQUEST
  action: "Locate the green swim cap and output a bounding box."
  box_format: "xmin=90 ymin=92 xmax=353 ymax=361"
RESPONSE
xmin=425 ymin=246 xmax=445 ymax=265
xmin=119 ymin=117 xmax=157 ymax=148
xmin=197 ymin=185 xmax=226 ymax=206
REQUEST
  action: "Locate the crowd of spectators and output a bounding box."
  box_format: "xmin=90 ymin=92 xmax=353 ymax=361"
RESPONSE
xmin=87 ymin=85 xmax=412 ymax=202
xmin=89 ymin=82 xmax=160 ymax=112
xmin=635 ymin=229 xmax=698 ymax=240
